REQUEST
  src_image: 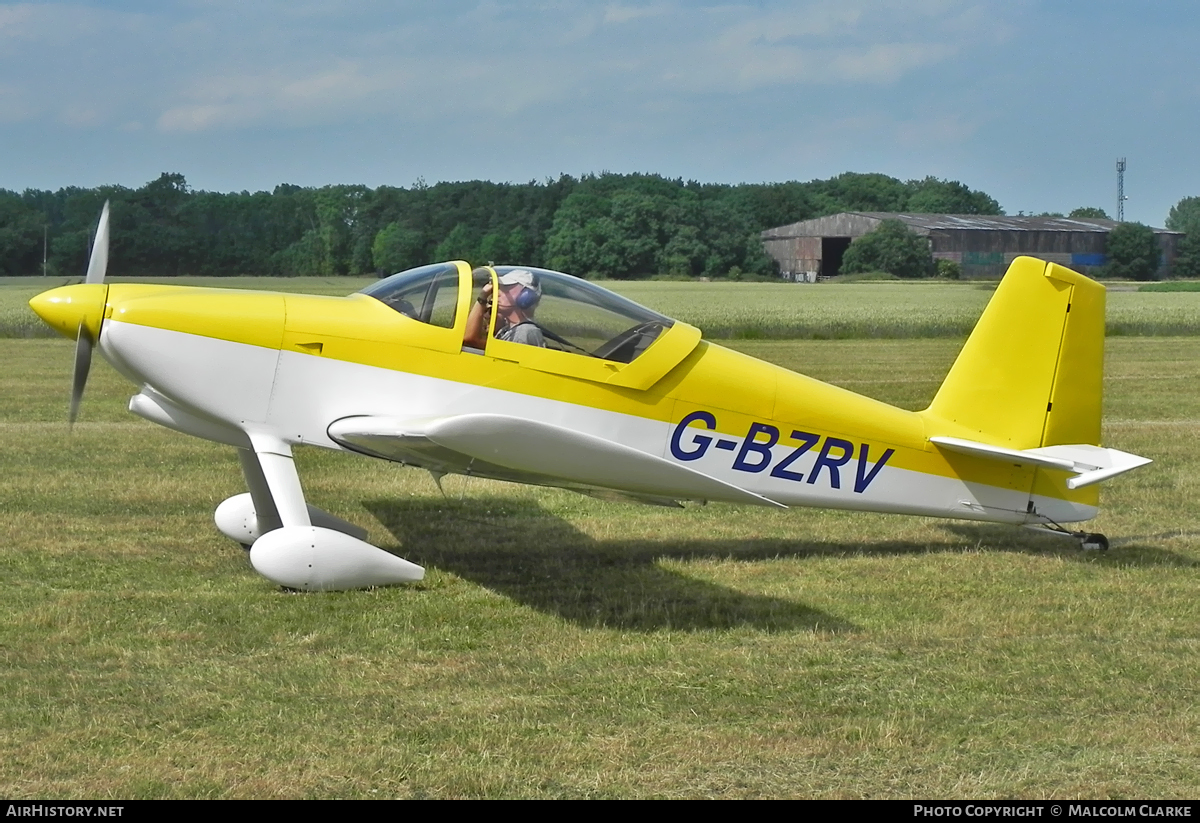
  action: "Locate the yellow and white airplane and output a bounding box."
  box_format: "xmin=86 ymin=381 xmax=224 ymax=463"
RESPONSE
xmin=29 ymin=203 xmax=1151 ymax=591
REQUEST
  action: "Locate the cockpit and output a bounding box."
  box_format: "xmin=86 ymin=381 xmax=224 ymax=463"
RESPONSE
xmin=360 ymin=262 xmax=675 ymax=365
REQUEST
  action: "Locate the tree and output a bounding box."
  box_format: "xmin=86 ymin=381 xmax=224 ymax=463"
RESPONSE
xmin=1105 ymin=223 xmax=1160 ymax=281
xmin=0 ymin=171 xmax=1011 ymax=278
xmin=1171 ymin=235 xmax=1200 ymax=280
xmin=936 ymin=259 xmax=962 ymax=280
xmin=1069 ymin=206 xmax=1110 ymax=219
xmin=812 ymin=172 xmax=909 ymax=213
xmin=433 ymin=222 xmax=477 ymax=263
xmin=1176 ymin=236 xmax=1200 ymax=279
xmin=741 ymin=232 xmax=778 ymax=277
xmin=0 ymin=192 xmax=44 ymax=276
xmin=478 ymin=232 xmax=509 ymax=265
xmin=544 ymin=188 xmax=675 ymax=278
xmin=124 ymin=173 xmax=194 ymax=275
xmin=372 ymin=222 xmax=426 ymax=273
xmin=544 ymin=191 xmax=609 ymax=276
xmin=505 ymin=227 xmax=531 ymax=263
xmin=657 ymin=225 xmax=705 ymax=276
xmin=1166 ymin=196 xmax=1200 ymax=234
xmin=1167 ymin=196 xmax=1200 ymax=278
xmin=700 ymin=199 xmax=755 ymax=277
xmin=906 ymin=177 xmax=1003 ymax=214
xmin=271 ymin=230 xmax=326 ymax=276
xmin=840 ymin=220 xmax=935 ymax=279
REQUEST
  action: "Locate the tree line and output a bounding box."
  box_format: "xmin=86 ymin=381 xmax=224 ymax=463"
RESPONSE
xmin=0 ymin=171 xmax=1002 ymax=280
xmin=1167 ymin=197 xmax=1200 ymax=279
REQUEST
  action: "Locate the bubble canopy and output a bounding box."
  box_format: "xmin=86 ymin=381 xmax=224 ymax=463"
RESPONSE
xmin=360 ymin=262 xmax=461 ymax=328
xmin=361 ymin=263 xmax=675 ymax=364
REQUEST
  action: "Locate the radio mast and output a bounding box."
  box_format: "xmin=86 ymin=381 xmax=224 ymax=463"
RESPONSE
xmin=1116 ymin=158 xmax=1127 ymax=222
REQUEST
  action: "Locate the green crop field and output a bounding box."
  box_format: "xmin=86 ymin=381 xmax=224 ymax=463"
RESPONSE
xmin=1 ymin=321 xmax=1197 ymax=798
xmin=7 ymin=275 xmax=1200 ymax=339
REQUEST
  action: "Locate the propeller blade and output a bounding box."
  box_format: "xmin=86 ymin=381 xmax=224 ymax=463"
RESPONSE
xmin=84 ymin=200 xmax=110 ymax=284
xmin=67 ymin=202 xmax=111 ymax=425
xmin=69 ymin=323 xmax=93 ymax=427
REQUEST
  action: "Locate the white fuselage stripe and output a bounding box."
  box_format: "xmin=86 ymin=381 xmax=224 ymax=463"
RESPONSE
xmin=99 ymin=321 xmax=1096 ymax=524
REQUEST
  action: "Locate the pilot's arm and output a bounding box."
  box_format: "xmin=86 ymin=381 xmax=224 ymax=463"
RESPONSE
xmin=463 ymin=281 xmax=493 ymax=350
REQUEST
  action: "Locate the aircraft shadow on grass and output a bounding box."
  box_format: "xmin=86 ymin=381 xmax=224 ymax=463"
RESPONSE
xmin=364 ymin=495 xmax=1077 ymax=632
xmin=365 ymin=497 xmax=1198 ymax=632
xmin=365 ymin=496 xmax=871 ymax=633
xmin=939 ymin=523 xmax=1199 ymax=567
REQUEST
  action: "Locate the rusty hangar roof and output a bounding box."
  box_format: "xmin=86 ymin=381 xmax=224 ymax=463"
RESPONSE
xmin=762 ymin=212 xmax=1178 ymax=239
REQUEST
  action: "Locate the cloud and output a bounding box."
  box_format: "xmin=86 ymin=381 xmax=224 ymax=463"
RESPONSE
xmin=1 ymin=0 xmax=999 ymax=137
xmin=894 ymin=112 xmax=980 ymax=147
xmin=157 ymin=62 xmax=391 ymax=132
xmin=144 ymin=1 xmax=997 ymax=133
xmin=155 ymin=48 xmax=579 ymax=133
xmin=673 ymin=2 xmax=976 ymax=91
xmin=714 ymin=4 xmax=867 ymax=45
xmin=58 ymin=106 xmax=103 ymax=128
xmin=0 ymin=4 xmax=35 ymax=37
xmin=827 ymin=41 xmax=959 ymax=83
xmin=0 ymin=2 xmax=159 ymax=126
xmin=0 ymin=82 xmax=35 ymax=124
xmin=603 ymin=3 xmax=667 ymax=25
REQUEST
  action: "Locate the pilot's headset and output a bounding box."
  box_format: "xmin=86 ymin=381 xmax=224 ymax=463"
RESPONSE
xmin=499 ymin=269 xmax=541 ymax=311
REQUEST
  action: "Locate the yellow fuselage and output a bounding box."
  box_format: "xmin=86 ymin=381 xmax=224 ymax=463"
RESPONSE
xmin=29 ymin=269 xmax=1099 ymax=526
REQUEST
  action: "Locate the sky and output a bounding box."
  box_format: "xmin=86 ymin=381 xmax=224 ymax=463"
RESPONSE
xmin=2 ymin=0 xmax=1197 ymax=226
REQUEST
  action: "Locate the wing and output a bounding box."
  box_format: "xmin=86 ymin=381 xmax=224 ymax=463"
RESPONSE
xmin=328 ymin=413 xmax=785 ymax=508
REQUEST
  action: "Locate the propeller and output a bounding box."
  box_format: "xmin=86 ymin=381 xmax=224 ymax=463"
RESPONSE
xmin=70 ymin=201 xmax=110 ymax=426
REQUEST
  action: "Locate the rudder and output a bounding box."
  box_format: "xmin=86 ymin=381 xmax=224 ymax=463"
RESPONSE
xmin=924 ymin=257 xmax=1104 ymax=450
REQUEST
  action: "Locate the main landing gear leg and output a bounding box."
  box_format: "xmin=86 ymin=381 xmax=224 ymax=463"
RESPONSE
xmin=212 ymin=448 xmax=284 ymax=550
xmin=224 ymin=432 xmax=424 ymax=591
xmin=216 ymin=448 xmax=374 ymax=549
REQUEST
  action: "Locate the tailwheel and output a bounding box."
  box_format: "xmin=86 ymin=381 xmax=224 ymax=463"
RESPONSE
xmin=1079 ymin=532 xmax=1109 ymax=552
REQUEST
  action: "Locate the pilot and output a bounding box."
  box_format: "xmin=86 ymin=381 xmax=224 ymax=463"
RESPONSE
xmin=465 ymin=269 xmax=546 ymax=349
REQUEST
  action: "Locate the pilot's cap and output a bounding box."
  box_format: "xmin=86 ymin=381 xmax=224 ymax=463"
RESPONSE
xmin=498 ymin=269 xmax=540 ymax=292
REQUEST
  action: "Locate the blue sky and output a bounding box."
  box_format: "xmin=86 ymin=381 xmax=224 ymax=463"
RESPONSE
xmin=2 ymin=0 xmax=1197 ymax=225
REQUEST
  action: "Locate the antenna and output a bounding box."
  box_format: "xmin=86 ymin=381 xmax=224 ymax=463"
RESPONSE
xmin=1116 ymin=157 xmax=1127 ymax=222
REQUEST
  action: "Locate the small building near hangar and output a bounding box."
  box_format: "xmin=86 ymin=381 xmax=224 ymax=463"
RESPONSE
xmin=761 ymin=212 xmax=1181 ymax=280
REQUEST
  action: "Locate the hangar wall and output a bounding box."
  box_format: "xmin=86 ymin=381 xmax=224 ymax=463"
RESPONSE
xmin=761 ymin=213 xmax=1181 ymax=280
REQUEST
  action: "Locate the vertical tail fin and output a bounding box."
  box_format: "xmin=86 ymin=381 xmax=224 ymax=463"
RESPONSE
xmin=923 ymin=257 xmax=1104 ymax=449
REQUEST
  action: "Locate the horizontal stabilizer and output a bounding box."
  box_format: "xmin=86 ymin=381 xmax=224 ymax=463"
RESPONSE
xmin=329 ymin=413 xmax=785 ymax=508
xmin=930 ymin=436 xmax=1151 ymax=489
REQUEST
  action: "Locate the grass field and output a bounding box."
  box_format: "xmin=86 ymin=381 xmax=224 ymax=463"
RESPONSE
xmin=1 ymin=328 xmax=1197 ymax=798
xmin=7 ymin=275 xmax=1200 ymax=338
xmin=1141 ymin=281 xmax=1200 ymax=292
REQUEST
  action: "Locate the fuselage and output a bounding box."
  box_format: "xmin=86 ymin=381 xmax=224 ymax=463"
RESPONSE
xmin=30 ymin=268 xmax=1099 ymax=528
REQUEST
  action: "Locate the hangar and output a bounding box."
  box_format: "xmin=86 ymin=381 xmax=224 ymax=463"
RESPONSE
xmin=761 ymin=212 xmax=1182 ymax=280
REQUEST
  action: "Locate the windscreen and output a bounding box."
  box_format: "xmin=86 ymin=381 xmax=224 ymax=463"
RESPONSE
xmin=360 ymin=263 xmax=460 ymax=328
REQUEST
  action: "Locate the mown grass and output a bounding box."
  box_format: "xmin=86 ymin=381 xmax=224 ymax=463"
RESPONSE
xmin=1141 ymin=281 xmax=1200 ymax=292
xmin=614 ymin=281 xmax=1200 ymax=338
xmin=1 ymin=336 xmax=1197 ymax=799
xmin=7 ymin=276 xmax=1200 ymax=339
